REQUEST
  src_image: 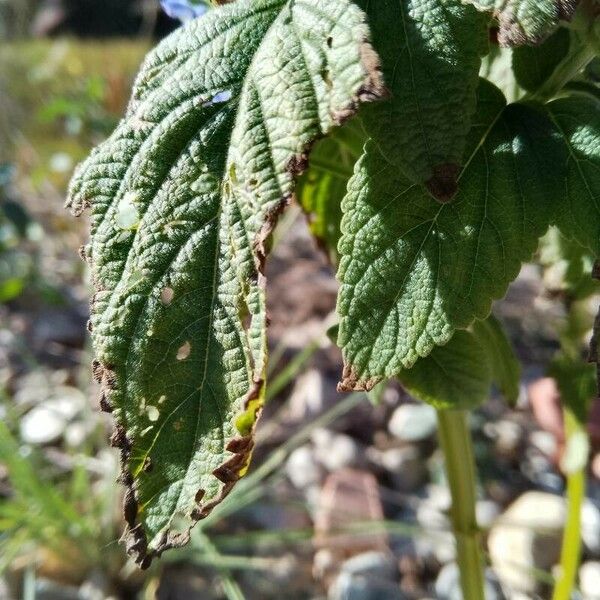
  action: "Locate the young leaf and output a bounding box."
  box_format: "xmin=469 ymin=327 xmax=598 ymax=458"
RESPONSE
xmin=337 ymin=82 xmax=563 ymax=391
xmin=397 ymin=330 xmax=492 ymax=409
xmin=545 ymin=95 xmax=600 ymax=255
xmin=471 ymin=316 xmax=521 ymax=405
xmin=67 ymin=0 xmax=384 ymax=566
xmin=466 ymin=0 xmax=580 ymax=46
xmin=296 ymin=120 xmax=366 ymax=261
xmin=512 ymin=27 xmax=571 ymax=92
xmin=358 ymin=0 xmax=489 ymax=201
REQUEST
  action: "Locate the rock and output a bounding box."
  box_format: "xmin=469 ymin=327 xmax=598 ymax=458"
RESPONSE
xmin=476 ymin=500 xmax=501 ymax=530
xmin=487 ymin=419 xmax=524 ymax=456
xmin=376 ymin=446 xmax=427 ymax=492
xmin=414 ymin=488 xmax=455 ymax=563
xmin=583 ymin=500 xmax=600 ymax=557
xmin=435 ymin=563 xmax=503 ymax=600
xmin=488 ymin=491 xmax=565 ymax=594
xmin=314 ymin=470 xmax=387 ymax=558
xmin=286 ymin=445 xmax=323 ymax=489
xmin=528 ymin=378 xmax=564 ymax=444
xmin=340 ymin=551 xmax=397 ymax=581
xmin=32 ymin=578 xmax=79 ymax=600
xmin=312 ymin=429 xmax=362 ymax=471
xmin=20 ymin=388 xmax=85 ymax=445
xmin=388 ymin=404 xmax=437 ymax=443
xmin=328 ymin=571 xmax=405 ymax=600
xmin=20 ymin=405 xmax=67 ymax=444
xmin=529 ymin=430 xmax=558 ymax=459
xmin=580 ymin=561 xmax=600 ymax=600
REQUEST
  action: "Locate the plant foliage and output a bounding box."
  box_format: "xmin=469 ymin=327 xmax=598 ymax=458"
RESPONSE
xmin=68 ymin=0 xmax=600 ymax=566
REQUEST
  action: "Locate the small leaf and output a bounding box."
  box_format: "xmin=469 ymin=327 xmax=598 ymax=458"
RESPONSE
xmin=297 ymin=119 xmax=366 ymax=261
xmin=471 ymin=316 xmax=521 ymax=405
xmin=546 ymin=95 xmax=600 ymax=255
xmin=337 ymin=82 xmax=564 ymax=390
xmin=466 ymin=0 xmax=581 ymax=46
xmin=358 ymin=0 xmax=489 ymax=200
xmin=513 ymin=26 xmax=571 ymax=92
xmin=68 ymin=0 xmax=383 ymax=565
xmin=398 ymin=330 xmax=492 ymax=409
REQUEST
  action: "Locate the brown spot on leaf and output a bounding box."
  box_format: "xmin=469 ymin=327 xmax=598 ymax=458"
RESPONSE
xmin=425 ymin=163 xmax=460 ymax=203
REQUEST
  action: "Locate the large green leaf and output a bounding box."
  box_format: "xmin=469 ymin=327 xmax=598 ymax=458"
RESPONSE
xmin=546 ymin=95 xmax=600 ymax=255
xmin=466 ymin=0 xmax=580 ymax=46
xmin=67 ymin=0 xmax=383 ymax=565
xmin=398 ymin=330 xmax=492 ymax=409
xmin=512 ymin=27 xmax=571 ymax=92
xmin=358 ymin=0 xmax=488 ymax=200
xmin=471 ymin=315 xmax=521 ymax=405
xmin=337 ymin=82 xmax=563 ymax=391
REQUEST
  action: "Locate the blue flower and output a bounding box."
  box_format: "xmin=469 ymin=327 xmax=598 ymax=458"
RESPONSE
xmin=160 ymin=0 xmax=209 ymax=22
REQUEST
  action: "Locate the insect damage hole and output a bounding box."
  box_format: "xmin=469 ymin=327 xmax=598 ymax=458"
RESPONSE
xmin=176 ymin=341 xmax=191 ymax=360
xmin=161 ymin=286 xmax=175 ymax=305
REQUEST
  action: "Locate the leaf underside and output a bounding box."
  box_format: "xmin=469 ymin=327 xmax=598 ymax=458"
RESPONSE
xmin=337 ymin=81 xmax=564 ymax=391
xmin=67 ymin=0 xmax=383 ymax=566
xmin=466 ymin=0 xmax=580 ymax=46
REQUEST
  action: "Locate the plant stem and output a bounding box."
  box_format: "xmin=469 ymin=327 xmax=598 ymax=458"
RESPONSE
xmin=552 ymin=407 xmax=587 ymax=600
xmin=437 ymin=409 xmax=485 ymax=600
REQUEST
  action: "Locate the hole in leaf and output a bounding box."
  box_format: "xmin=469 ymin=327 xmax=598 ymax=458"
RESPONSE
xmin=326 ymin=36 xmax=333 ymax=48
xmin=161 ymin=287 xmax=174 ymax=305
xmin=176 ymin=341 xmax=191 ymax=360
xmin=146 ymin=405 xmax=159 ymax=422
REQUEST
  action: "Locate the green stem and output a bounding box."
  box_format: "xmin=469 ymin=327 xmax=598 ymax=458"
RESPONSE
xmin=552 ymin=407 xmax=587 ymax=600
xmin=437 ymin=409 xmax=485 ymax=600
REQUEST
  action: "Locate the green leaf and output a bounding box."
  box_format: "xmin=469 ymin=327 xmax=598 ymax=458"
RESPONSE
xmin=296 ymin=119 xmax=366 ymax=261
xmin=471 ymin=316 xmax=521 ymax=405
xmin=358 ymin=0 xmax=489 ymax=200
xmin=466 ymin=0 xmax=581 ymax=46
xmin=398 ymin=330 xmax=492 ymax=409
xmin=67 ymin=0 xmax=383 ymax=565
xmin=337 ymin=82 xmax=563 ymax=391
xmin=513 ymin=26 xmax=571 ymax=92
xmin=545 ymin=95 xmax=600 ymax=255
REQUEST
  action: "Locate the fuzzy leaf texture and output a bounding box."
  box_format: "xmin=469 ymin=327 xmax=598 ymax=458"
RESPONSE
xmin=546 ymin=95 xmax=600 ymax=255
xmin=67 ymin=0 xmax=383 ymax=566
xmin=466 ymin=0 xmax=580 ymax=46
xmin=358 ymin=0 xmax=488 ymax=200
xmin=337 ymin=82 xmax=564 ymax=391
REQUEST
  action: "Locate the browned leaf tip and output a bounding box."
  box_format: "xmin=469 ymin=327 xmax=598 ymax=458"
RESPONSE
xmin=495 ymin=0 xmax=581 ymax=46
xmin=337 ymin=363 xmax=381 ymax=392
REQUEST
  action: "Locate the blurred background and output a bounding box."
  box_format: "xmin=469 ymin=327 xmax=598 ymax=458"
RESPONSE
xmin=2 ymin=2 xmax=600 ymax=599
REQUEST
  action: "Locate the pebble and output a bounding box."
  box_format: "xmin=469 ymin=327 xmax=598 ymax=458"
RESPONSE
xmin=434 ymin=562 xmax=503 ymax=600
xmin=476 ymin=500 xmax=501 ymax=530
xmin=312 ymin=429 xmax=362 ymax=471
xmin=388 ymin=404 xmax=437 ymax=442
xmin=19 ymin=390 xmax=85 ymax=445
xmin=488 ymin=491 xmax=564 ymax=594
xmin=377 ymin=446 xmax=427 ymax=492
xmin=286 ymin=445 xmax=323 ymax=489
xmin=20 ymin=405 xmax=67 ymax=444
xmin=579 ymin=561 xmax=600 ymax=600
xmin=340 ymin=551 xmax=397 ymax=580
xmin=328 ymin=571 xmax=405 ymax=600
xmin=583 ymin=500 xmax=600 ymax=557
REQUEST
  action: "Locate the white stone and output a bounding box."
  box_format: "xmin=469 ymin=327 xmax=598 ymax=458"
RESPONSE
xmin=312 ymin=429 xmax=361 ymax=471
xmin=20 ymin=405 xmax=66 ymax=444
xmin=285 ymin=445 xmax=323 ymax=489
xmin=583 ymin=500 xmax=600 ymax=557
xmin=488 ymin=491 xmax=565 ymax=594
xmin=388 ymin=404 xmax=437 ymax=442
xmin=579 ymin=561 xmax=600 ymax=600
